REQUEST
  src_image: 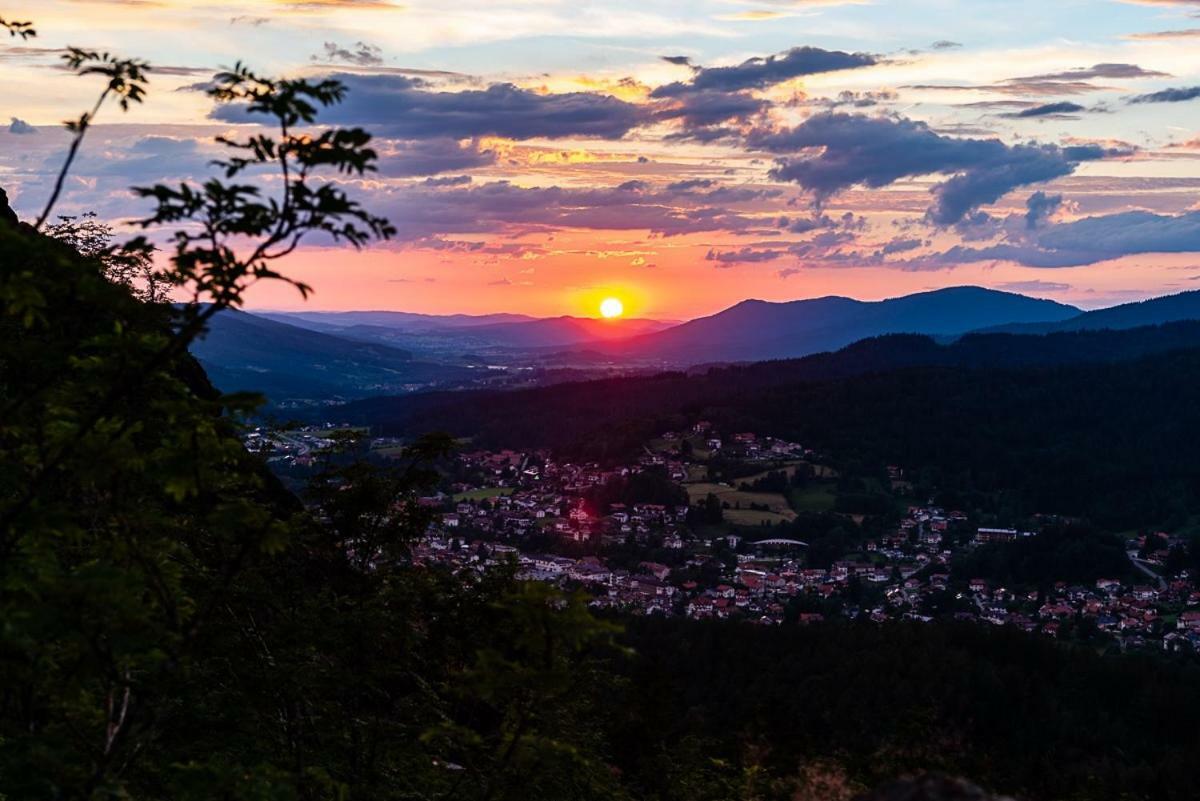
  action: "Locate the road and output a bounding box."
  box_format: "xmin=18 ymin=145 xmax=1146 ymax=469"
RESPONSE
xmin=1127 ymin=550 xmax=1167 ymax=590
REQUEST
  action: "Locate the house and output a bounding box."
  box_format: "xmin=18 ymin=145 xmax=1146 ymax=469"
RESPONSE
xmin=639 ymin=561 xmax=671 ymax=580
xmin=975 ymin=527 xmax=1019 ymax=545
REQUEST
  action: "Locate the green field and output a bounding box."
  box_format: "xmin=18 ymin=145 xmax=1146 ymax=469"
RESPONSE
xmin=723 ymin=508 xmax=794 ymax=526
xmin=788 ymin=483 xmax=837 ymax=513
xmin=685 ymin=481 xmax=796 ymax=526
xmin=736 ymin=462 xmax=804 ymax=485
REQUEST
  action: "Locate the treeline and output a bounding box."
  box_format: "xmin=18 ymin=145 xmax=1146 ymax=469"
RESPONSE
xmin=952 ymin=524 xmax=1136 ymax=588
xmin=335 ymin=327 xmax=1200 ymax=530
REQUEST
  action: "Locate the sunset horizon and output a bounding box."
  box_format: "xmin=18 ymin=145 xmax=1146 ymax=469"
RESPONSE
xmin=9 ymin=5 xmax=1200 ymax=799
xmin=5 ymin=0 xmax=1200 ymax=319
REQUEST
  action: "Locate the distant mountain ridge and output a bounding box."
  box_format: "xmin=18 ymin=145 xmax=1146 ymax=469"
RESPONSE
xmin=594 ymin=286 xmax=1080 ymax=363
xmin=330 ymin=320 xmax=1200 ymax=452
xmin=192 ymin=309 xmax=475 ymax=400
xmin=977 ymin=289 xmax=1200 ymax=336
xmin=255 ymin=310 xmax=539 ymax=333
xmin=258 ymin=310 xmax=677 ymax=352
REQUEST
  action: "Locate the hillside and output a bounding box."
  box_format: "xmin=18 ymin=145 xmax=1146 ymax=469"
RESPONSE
xmin=257 ymin=309 xmax=539 ymax=333
xmin=260 ymin=310 xmax=676 ymax=352
xmin=332 ymin=322 xmax=1200 ymax=528
xmin=596 ymin=286 xmax=1079 ymax=363
xmin=980 ymin=289 xmax=1200 ymax=336
xmin=191 ymin=308 xmax=476 ymax=400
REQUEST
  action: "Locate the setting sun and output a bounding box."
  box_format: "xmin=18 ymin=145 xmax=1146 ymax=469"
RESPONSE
xmin=600 ymin=297 xmax=624 ymax=319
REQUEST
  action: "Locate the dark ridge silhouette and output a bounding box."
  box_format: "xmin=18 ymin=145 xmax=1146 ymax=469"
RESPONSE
xmin=978 ymin=289 xmax=1200 ymax=335
xmin=586 ymin=286 xmax=1079 ymax=363
xmin=193 ymin=307 xmax=476 ymax=399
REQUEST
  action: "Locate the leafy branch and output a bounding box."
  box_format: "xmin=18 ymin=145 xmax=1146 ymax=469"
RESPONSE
xmin=0 ymin=15 xmax=34 ymax=38
xmin=36 ymin=49 xmax=150 ymax=229
xmin=2 ymin=61 xmax=394 ymax=554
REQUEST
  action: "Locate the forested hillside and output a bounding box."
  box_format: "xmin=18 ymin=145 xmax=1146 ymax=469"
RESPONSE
xmin=336 ymin=324 xmax=1200 ymax=529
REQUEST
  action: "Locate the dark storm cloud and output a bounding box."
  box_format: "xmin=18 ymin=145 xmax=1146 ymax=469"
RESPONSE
xmin=747 ymin=113 xmax=1111 ymax=225
xmin=1130 ymin=86 xmax=1200 ymax=104
xmin=212 ymin=74 xmax=651 ymax=140
xmin=651 ymin=46 xmax=878 ymax=98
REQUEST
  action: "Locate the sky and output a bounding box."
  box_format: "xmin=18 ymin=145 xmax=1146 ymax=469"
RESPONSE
xmin=3 ymin=0 xmax=1200 ymax=319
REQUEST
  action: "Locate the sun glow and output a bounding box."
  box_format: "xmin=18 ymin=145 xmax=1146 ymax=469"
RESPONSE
xmin=599 ymin=297 xmax=624 ymax=318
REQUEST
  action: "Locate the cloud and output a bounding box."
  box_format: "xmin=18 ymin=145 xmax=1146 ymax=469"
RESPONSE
xmin=996 ymin=280 xmax=1072 ymax=292
xmin=377 ymin=179 xmax=773 ymax=241
xmin=213 ymin=74 xmax=651 ymax=140
xmin=1025 ymin=191 xmax=1063 ymax=229
xmin=422 ymin=174 xmax=472 ymax=187
xmin=281 ymin=0 xmax=403 ymax=9
xmin=1125 ymin=28 xmax=1200 ymax=40
xmin=905 ymin=80 xmax=1105 ymax=96
xmin=654 ymin=88 xmax=768 ymax=135
xmin=748 ymin=113 xmax=1112 ymax=225
xmin=378 ymin=138 xmax=496 ymax=177
xmin=51 ymin=135 xmax=212 ymax=182
xmin=651 ymin=45 xmax=877 ymax=97
xmin=1008 ymin=63 xmax=1168 ymax=82
xmin=907 ymin=211 xmax=1200 ymax=268
xmin=8 ymin=117 xmax=36 ymax=134
xmin=814 ymin=89 xmax=898 ymax=108
xmin=878 ymin=237 xmax=924 ymax=255
xmin=1011 ymin=101 xmax=1086 ymax=118
xmin=1130 ymin=86 xmax=1200 ymax=104
xmin=661 ymin=55 xmax=692 ymax=66
xmin=314 ymin=41 xmax=384 ymax=66
xmin=905 ymin=63 xmax=1168 ymax=99
xmin=705 ymin=246 xmax=785 ymax=265
xmin=931 ymin=40 xmax=962 ymax=50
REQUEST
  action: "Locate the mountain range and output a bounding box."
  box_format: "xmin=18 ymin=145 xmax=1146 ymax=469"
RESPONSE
xmin=191 ymin=309 xmax=477 ymax=401
xmin=980 ymin=289 xmax=1200 ymax=335
xmin=196 ymin=287 xmax=1200 ymax=402
xmin=593 ymin=286 xmax=1080 ymax=363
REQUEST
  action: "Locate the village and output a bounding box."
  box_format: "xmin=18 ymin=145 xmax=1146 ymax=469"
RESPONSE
xmin=252 ymin=422 xmax=1200 ymax=654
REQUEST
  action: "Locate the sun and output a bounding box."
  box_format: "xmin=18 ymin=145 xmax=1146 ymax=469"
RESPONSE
xmin=599 ymin=297 xmax=624 ymax=319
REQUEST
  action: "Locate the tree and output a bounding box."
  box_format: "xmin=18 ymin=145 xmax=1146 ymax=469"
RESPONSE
xmin=1 ymin=15 xmax=630 ymax=799
xmin=45 ymin=212 xmax=167 ymax=302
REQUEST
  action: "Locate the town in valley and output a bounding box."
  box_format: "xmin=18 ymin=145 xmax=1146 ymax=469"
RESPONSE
xmin=249 ymin=421 xmax=1200 ymax=653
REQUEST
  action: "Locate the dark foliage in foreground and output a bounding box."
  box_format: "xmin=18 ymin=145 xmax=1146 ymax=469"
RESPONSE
xmin=612 ymin=618 xmax=1200 ymax=801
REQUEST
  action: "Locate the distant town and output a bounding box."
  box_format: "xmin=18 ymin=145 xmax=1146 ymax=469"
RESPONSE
xmin=248 ymin=421 xmax=1200 ymax=654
